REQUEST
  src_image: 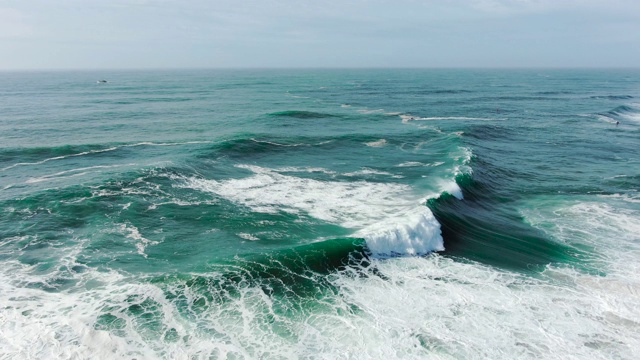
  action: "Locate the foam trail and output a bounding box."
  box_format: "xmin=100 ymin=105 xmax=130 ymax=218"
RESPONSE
xmin=1 ymin=147 xmax=119 ymax=172
xmin=401 ymin=114 xmax=505 ymax=123
xmin=25 ymin=164 xmax=136 ymax=184
xmin=250 ymin=138 xmax=308 ymax=147
xmin=118 ymin=223 xmax=159 ymax=258
xmin=122 ymin=140 xmax=212 ymax=147
xmin=1 ymin=141 xmax=210 ymax=172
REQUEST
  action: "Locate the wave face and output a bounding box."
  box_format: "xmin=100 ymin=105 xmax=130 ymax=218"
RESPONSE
xmin=1 ymin=69 xmax=640 ymax=359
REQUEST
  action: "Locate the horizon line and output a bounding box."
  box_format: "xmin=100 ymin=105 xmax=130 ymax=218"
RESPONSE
xmin=1 ymin=66 xmax=640 ymax=72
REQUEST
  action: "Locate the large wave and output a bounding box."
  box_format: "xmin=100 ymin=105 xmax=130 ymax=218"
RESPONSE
xmin=179 ymin=164 xmax=445 ymax=257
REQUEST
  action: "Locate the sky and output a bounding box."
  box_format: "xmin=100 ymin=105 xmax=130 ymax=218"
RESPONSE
xmin=1 ymin=0 xmax=639 ymax=69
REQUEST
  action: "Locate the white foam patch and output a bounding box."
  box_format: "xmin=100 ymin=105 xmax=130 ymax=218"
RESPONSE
xmin=271 ymin=166 xmax=337 ymax=175
xmin=439 ymin=179 xmax=464 ymax=200
xmin=401 ymin=114 xmax=503 ymax=123
xmin=397 ymin=161 xmax=426 ymax=167
xmin=599 ymin=193 xmax=640 ymax=204
xmin=619 ymin=104 xmax=640 ymax=123
xmin=117 ymin=223 xmax=159 ymax=258
xmin=0 ymin=147 xmax=119 ymax=172
xmin=180 ymin=164 xmax=442 ymax=256
xmin=326 ymin=255 xmax=640 ymax=359
xmin=453 ymin=146 xmax=474 ymax=178
xmin=358 ymin=109 xmax=385 ymax=114
xmin=250 ymin=139 xmax=307 ymax=147
xmin=1 ymin=141 xmax=208 ymax=172
xmin=3 ymin=195 xmax=640 ymax=359
xmin=596 ymin=114 xmax=618 ymax=124
xmin=237 ymin=233 xmax=259 ymax=241
xmin=364 ymin=139 xmax=387 ymax=147
xmin=147 ymin=198 xmax=218 ymax=211
xmin=0 ymin=261 xmax=188 ymax=359
xmin=455 ymin=146 xmax=474 ymax=165
xmin=396 ymin=161 xmax=445 ymax=168
xmin=522 ymin=199 xmax=640 ymax=277
xmin=344 ymin=168 xmax=402 ymax=178
xmin=25 ymin=164 xmax=136 ymax=184
xmin=123 ymin=140 xmax=211 ymax=147
xmin=355 ymin=207 xmax=443 ymax=256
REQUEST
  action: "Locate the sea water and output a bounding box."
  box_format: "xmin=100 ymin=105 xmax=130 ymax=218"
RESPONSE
xmin=0 ymin=69 xmax=639 ymax=359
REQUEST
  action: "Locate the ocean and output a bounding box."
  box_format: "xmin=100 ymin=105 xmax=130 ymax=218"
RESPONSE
xmin=0 ymin=69 xmax=638 ymax=359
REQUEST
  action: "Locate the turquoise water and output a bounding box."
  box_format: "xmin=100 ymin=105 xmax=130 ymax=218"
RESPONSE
xmin=1 ymin=69 xmax=639 ymax=359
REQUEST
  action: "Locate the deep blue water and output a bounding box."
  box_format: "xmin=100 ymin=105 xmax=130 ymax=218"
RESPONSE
xmin=1 ymin=69 xmax=639 ymax=359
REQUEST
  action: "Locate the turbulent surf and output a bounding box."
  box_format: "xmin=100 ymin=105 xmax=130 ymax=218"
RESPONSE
xmin=1 ymin=69 xmax=639 ymax=359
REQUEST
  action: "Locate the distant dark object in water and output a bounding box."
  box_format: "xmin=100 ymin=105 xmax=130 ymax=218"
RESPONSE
xmin=97 ymin=80 xmax=107 ymax=83
xmin=616 ymin=121 xmax=620 ymax=126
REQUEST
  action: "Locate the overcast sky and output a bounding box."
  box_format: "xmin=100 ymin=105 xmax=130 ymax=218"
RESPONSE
xmin=1 ymin=0 xmax=639 ymax=69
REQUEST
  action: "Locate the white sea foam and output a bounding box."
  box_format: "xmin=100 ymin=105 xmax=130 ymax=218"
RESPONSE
xmin=355 ymin=207 xmax=443 ymax=256
xmin=454 ymin=146 xmax=474 ymax=171
xmin=364 ymin=139 xmax=387 ymax=147
xmin=117 ymin=223 xmax=159 ymax=258
xmin=0 ymin=260 xmax=183 ymax=359
xmin=250 ymin=138 xmax=307 ymax=147
xmin=357 ymin=108 xmax=400 ymax=116
xmin=4 ymin=248 xmax=637 ymax=359
xmin=358 ymin=109 xmax=385 ymax=114
xmin=401 ymin=114 xmax=505 ymax=123
xmin=596 ymin=114 xmax=618 ymax=124
xmin=619 ymin=104 xmax=640 ymax=122
xmin=3 ymin=196 xmax=640 ymax=359
xmin=26 ymin=171 xmax=89 ymax=184
xmin=0 ymin=147 xmax=119 ymax=172
xmin=1 ymin=141 xmax=207 ymax=172
xmin=397 ymin=161 xmax=426 ymax=167
xmin=522 ymin=199 xmax=640 ymax=275
xmin=237 ymin=233 xmax=260 ymax=241
xmin=599 ymin=193 xmax=640 ymax=204
xmin=25 ymin=164 xmax=136 ymax=184
xmin=439 ymin=179 xmax=464 ymax=200
xmin=344 ymin=168 xmax=402 ymax=178
xmin=123 ymin=140 xmax=211 ymax=147
xmin=180 ymin=164 xmax=442 ymax=256
xmin=272 ymin=166 xmax=337 ymax=175
xmin=285 ymin=91 xmax=311 ymax=99
xmin=328 ymin=253 xmax=640 ymax=359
